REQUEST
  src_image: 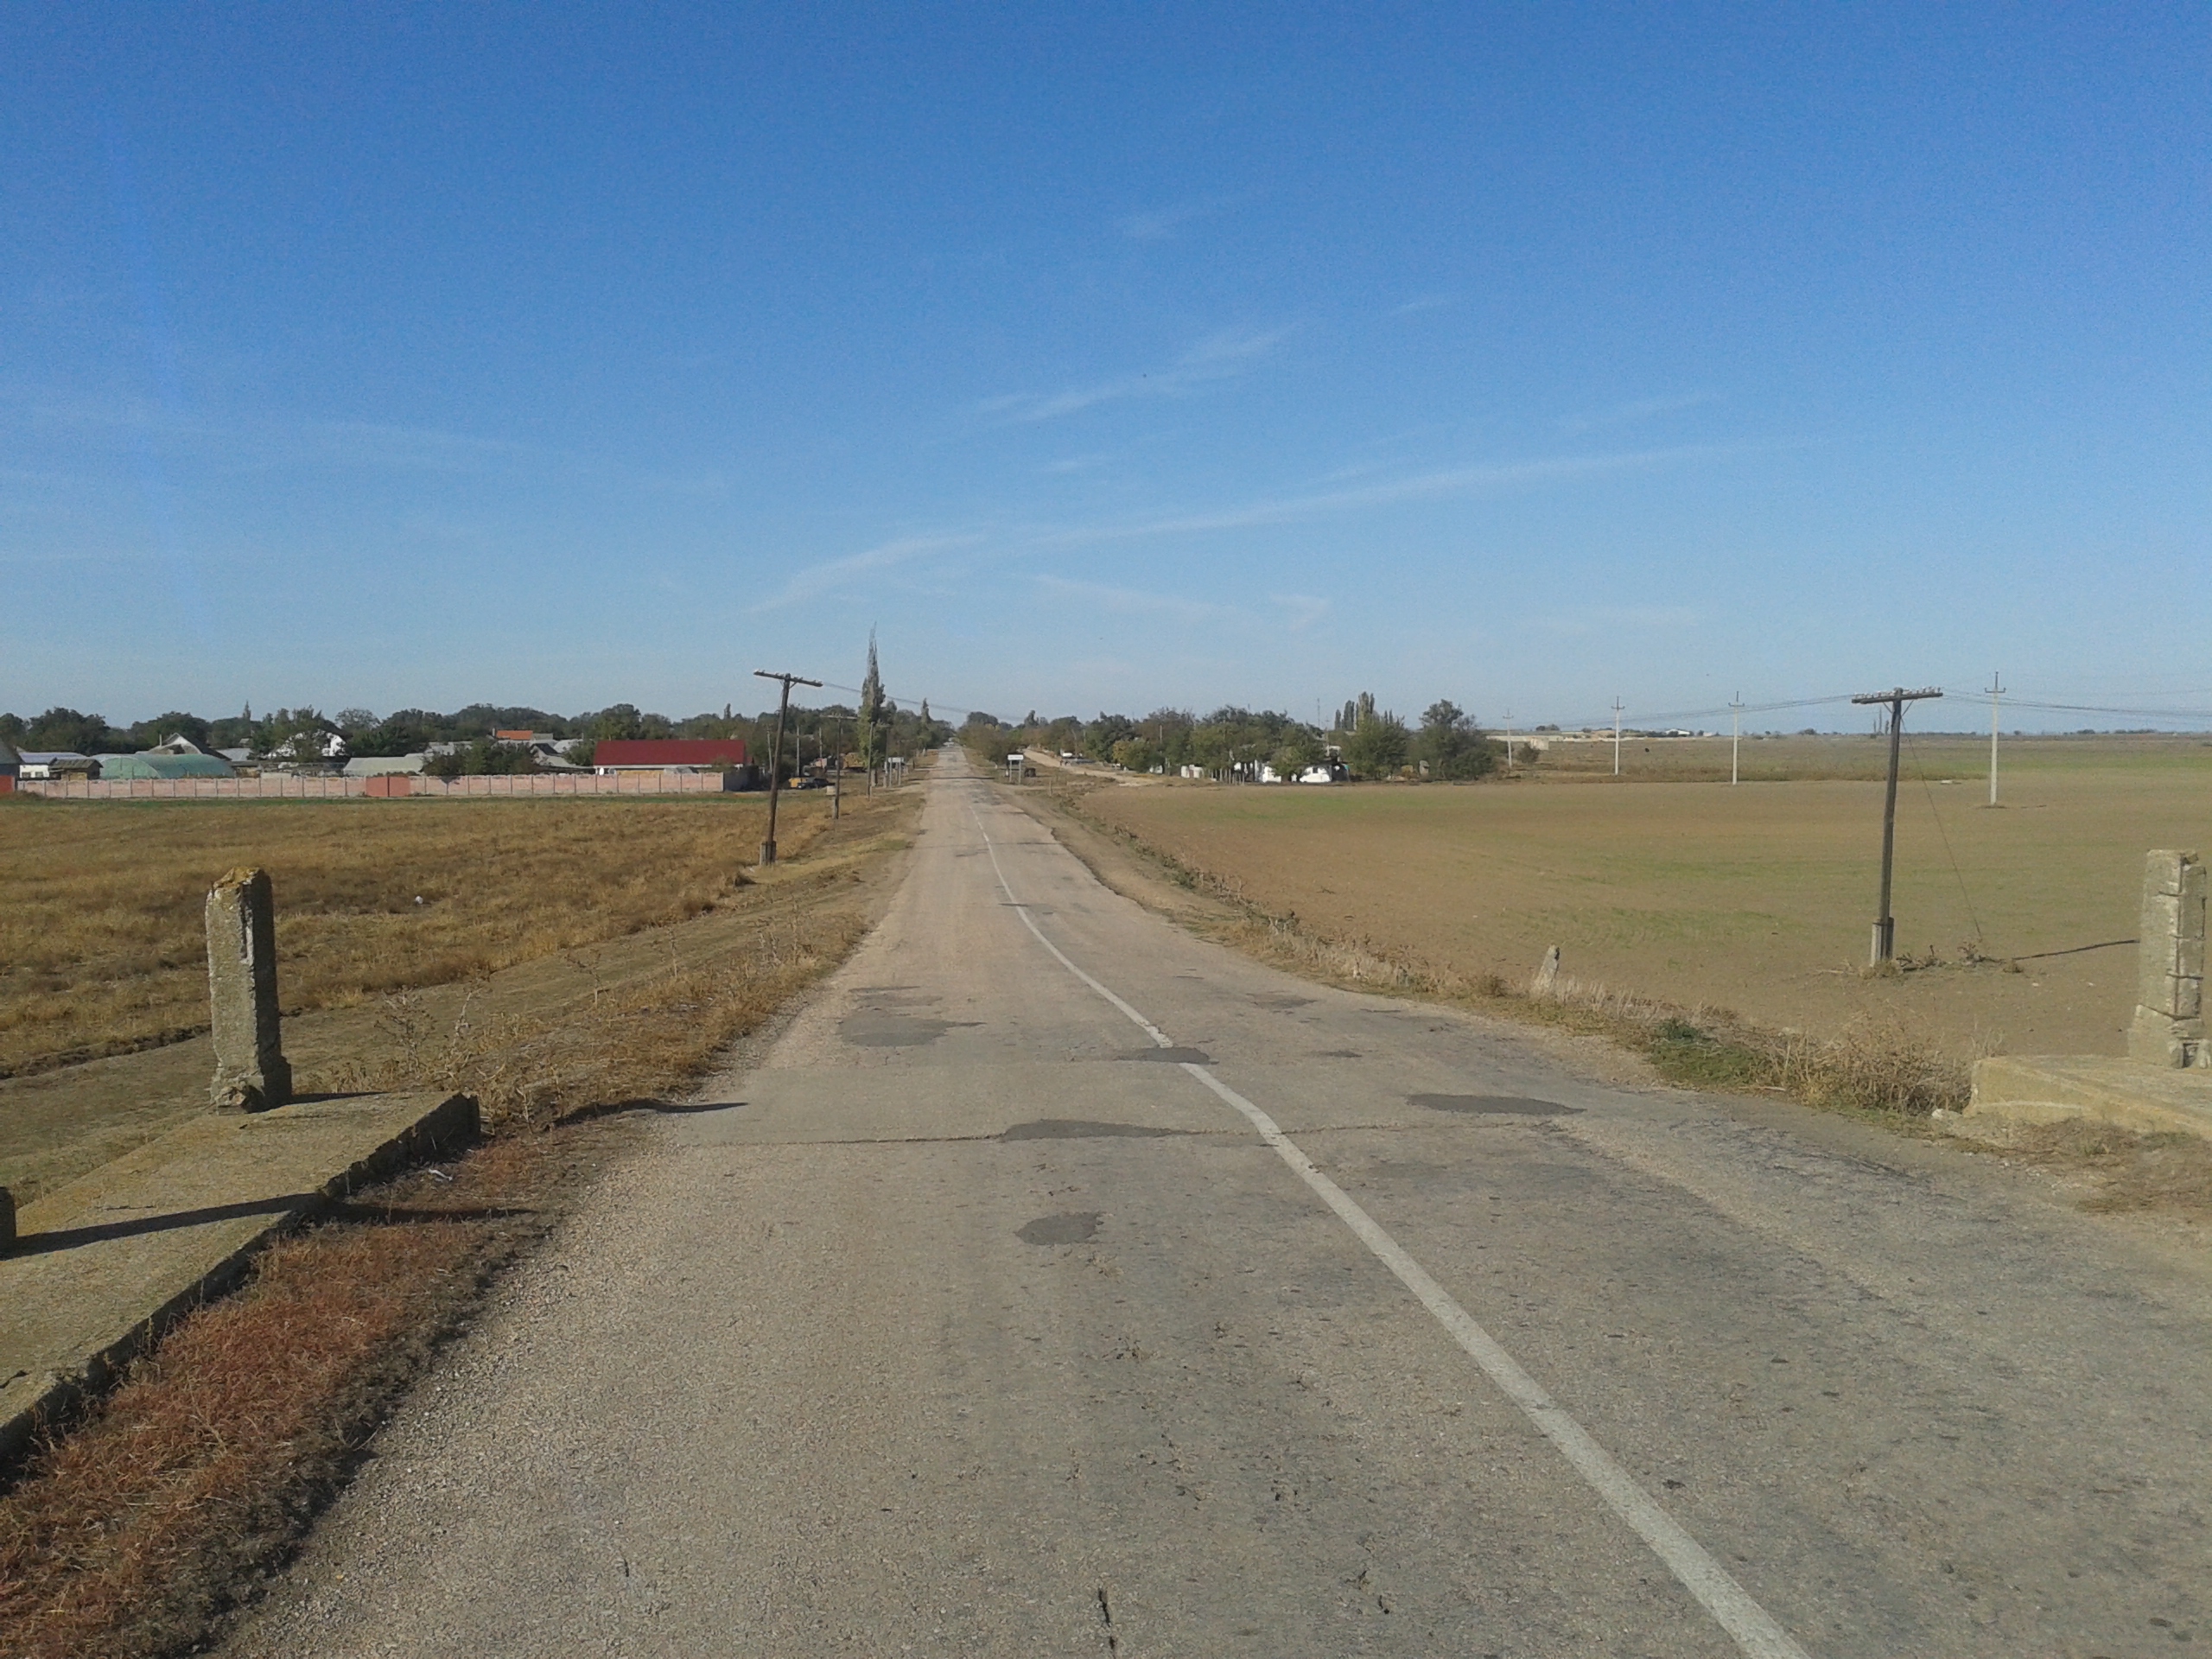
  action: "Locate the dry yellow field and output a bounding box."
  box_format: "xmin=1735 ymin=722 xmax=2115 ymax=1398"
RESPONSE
xmin=1078 ymin=736 xmax=2212 ymax=1061
xmin=0 ymin=790 xmax=860 ymax=1078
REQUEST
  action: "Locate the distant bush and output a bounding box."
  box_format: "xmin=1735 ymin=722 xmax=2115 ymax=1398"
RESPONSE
xmin=423 ymin=739 xmax=543 ymax=779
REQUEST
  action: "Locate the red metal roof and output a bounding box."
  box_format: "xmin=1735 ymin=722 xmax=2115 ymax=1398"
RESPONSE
xmin=593 ymin=738 xmax=749 ymax=767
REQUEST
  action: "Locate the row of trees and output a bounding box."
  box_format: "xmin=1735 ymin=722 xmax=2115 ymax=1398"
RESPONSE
xmin=0 ymin=690 xmax=954 ymax=777
xmin=958 ymin=696 xmax=1505 ymax=783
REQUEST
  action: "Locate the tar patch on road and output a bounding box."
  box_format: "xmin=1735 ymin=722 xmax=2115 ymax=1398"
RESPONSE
xmin=1411 ymin=1093 xmax=1580 ymax=1117
xmin=1000 ymin=1119 xmax=1183 ymax=1141
xmin=1017 ymin=1211 xmax=1102 ymax=1244
xmin=1118 ymin=1046 xmax=1212 ymax=1064
xmin=841 ymin=1013 xmax=982 ymax=1046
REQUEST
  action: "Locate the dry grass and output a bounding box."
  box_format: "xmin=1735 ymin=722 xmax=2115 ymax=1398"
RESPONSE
xmin=1993 ymin=1119 xmax=2212 ymax=1219
xmin=315 ymin=881 xmax=872 ymax=1131
xmin=0 ymin=1199 xmax=509 ymax=1658
xmin=1048 ymin=781 xmax=1973 ymax=1119
xmin=0 ymin=793 xmax=851 ymax=1078
xmin=0 ymin=793 xmax=912 ymax=1656
xmin=1073 ymin=741 xmax=2212 ymax=1062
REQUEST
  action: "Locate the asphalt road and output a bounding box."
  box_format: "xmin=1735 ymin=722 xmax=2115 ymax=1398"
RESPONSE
xmin=228 ymin=748 xmax=2212 ymax=1657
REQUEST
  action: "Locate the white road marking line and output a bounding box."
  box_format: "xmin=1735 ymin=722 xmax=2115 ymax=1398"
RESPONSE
xmin=976 ymin=812 xmax=1176 ymax=1050
xmin=973 ymin=803 xmax=1815 ymax=1659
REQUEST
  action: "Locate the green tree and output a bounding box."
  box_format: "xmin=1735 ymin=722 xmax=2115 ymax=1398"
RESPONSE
xmin=857 ymin=631 xmax=886 ymax=773
xmin=585 ymin=703 xmax=647 ymax=742
xmin=124 ymin=710 xmax=213 ymax=751
xmin=25 ymin=708 xmax=119 ymax=753
xmin=1271 ymin=728 xmax=1326 ymax=780
xmin=1084 ymin=713 xmax=1135 ymax=761
xmin=1419 ymin=700 xmax=1500 ymax=780
xmin=1111 ymin=736 xmax=1160 ymax=773
xmin=1341 ymin=712 xmax=1410 ymax=779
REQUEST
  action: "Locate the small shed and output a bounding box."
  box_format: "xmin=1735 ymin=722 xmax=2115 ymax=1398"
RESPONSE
xmin=16 ymin=752 xmax=99 ymax=781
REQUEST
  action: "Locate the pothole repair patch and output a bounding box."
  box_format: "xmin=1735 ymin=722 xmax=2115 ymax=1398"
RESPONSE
xmin=841 ymin=1014 xmax=981 ymax=1047
xmin=1017 ymin=1211 xmax=1102 ymax=1245
xmin=1410 ymin=1093 xmax=1580 ymax=1116
xmin=1000 ymin=1120 xmax=1182 ymax=1141
xmin=1119 ymin=1046 xmax=1212 ymax=1064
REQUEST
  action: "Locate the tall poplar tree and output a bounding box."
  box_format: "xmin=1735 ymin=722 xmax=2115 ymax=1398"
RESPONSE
xmin=858 ymin=630 xmax=885 ymax=772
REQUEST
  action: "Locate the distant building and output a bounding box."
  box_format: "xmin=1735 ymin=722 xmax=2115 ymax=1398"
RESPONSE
xmin=0 ymin=740 xmax=17 ymax=791
xmin=17 ymin=752 xmax=99 ymax=780
xmin=342 ymin=754 xmax=429 ymax=778
xmin=92 ymin=752 xmax=238 ymax=781
xmin=593 ymin=738 xmax=750 ymax=773
xmin=493 ymin=731 xmax=585 ymax=766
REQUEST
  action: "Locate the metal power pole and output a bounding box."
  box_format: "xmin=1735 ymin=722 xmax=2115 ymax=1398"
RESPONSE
xmin=1503 ymin=709 xmax=1515 ymax=773
xmin=1730 ymin=694 xmax=1745 ymax=785
xmin=753 ymin=669 xmax=823 ymax=865
xmin=1986 ymin=672 xmax=2004 ymax=807
xmin=1611 ymin=698 xmax=1624 ymax=777
xmin=1851 ymin=685 xmax=1943 ymax=963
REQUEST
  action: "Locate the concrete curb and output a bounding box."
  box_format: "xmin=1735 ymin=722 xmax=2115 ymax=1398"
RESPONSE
xmin=1961 ymin=1054 xmax=2212 ymax=1142
xmin=0 ymin=1090 xmax=478 ymax=1465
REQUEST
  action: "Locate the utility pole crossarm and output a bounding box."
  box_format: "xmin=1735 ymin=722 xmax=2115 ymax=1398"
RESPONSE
xmin=753 ymin=669 xmax=824 ymax=866
xmin=1851 ymin=686 xmax=1943 ymax=963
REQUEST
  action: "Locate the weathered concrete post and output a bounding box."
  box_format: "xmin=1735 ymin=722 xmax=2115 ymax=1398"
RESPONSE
xmin=2127 ymin=849 xmax=2208 ymax=1069
xmin=0 ymin=1186 xmax=14 ymax=1252
xmin=207 ymin=867 xmax=292 ymax=1109
xmin=1533 ymin=944 xmax=1562 ymax=993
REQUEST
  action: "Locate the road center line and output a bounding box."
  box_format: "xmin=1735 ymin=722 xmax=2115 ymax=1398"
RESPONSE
xmin=972 ymin=798 xmax=1814 ymax=1659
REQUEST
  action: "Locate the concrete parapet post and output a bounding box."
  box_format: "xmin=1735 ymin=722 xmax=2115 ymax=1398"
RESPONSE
xmin=207 ymin=867 xmax=292 ymax=1109
xmin=2128 ymin=850 xmax=2208 ymax=1069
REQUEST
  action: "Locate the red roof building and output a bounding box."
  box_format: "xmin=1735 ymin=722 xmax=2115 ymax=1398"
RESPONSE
xmin=593 ymin=738 xmax=749 ymax=770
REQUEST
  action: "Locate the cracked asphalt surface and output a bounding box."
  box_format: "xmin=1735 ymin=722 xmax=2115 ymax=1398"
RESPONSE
xmin=224 ymin=748 xmax=2212 ymax=1656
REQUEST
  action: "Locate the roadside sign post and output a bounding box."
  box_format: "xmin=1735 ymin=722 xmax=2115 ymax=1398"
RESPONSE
xmin=753 ymin=668 xmax=823 ymax=865
xmin=1851 ymin=685 xmax=1943 ymax=963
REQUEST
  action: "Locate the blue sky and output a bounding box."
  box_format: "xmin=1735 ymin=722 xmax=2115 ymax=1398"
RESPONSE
xmin=3 ymin=4 xmax=2206 ymax=730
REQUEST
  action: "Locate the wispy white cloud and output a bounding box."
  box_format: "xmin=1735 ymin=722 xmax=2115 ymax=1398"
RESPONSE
xmin=1557 ymin=392 xmax=1719 ymax=435
xmin=1271 ymin=593 xmax=1330 ymax=632
xmin=749 ymin=534 xmax=980 ymax=613
xmin=1036 ymin=445 xmax=1730 ymax=546
xmin=1031 ymin=573 xmax=1225 ymax=624
xmin=981 ymin=328 xmax=1290 ymax=424
xmin=13 ymin=394 xmax=537 ymax=477
xmin=1117 ymin=193 xmax=1247 ymax=241
xmin=1119 ymin=202 xmax=1210 ymax=241
xmin=1041 ymin=453 xmax=1116 ymax=475
xmin=1392 ymin=293 xmax=1456 ymax=316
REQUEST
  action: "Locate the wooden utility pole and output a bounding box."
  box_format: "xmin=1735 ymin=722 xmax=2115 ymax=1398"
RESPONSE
xmin=1730 ymin=695 xmax=1745 ymax=786
xmin=1611 ymin=698 xmax=1624 ymax=777
xmin=753 ymin=669 xmax=822 ymax=865
xmin=1851 ymin=685 xmax=1943 ymax=963
xmin=1986 ymin=672 xmax=2004 ymax=807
